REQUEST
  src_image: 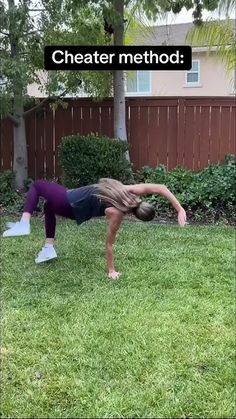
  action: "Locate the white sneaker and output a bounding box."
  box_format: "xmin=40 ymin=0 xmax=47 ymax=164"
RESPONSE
xmin=35 ymin=246 xmax=57 ymax=264
xmin=6 ymin=222 xmax=17 ymax=228
xmin=2 ymin=221 xmax=30 ymax=237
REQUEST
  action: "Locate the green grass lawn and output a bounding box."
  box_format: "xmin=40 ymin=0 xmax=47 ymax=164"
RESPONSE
xmin=1 ymin=218 xmax=235 ymax=418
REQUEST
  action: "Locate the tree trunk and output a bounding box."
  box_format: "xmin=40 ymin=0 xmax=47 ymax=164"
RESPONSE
xmin=113 ymin=0 xmax=128 ymax=145
xmin=13 ymin=110 xmax=28 ymax=190
xmin=113 ymin=0 xmax=131 ymax=165
xmin=9 ymin=0 xmax=28 ymax=189
xmin=113 ymin=70 xmax=127 ymax=142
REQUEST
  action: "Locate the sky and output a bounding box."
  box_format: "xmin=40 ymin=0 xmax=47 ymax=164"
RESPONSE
xmin=2 ymin=1 xmax=235 ymax=25
xmin=157 ymin=7 xmax=235 ymax=25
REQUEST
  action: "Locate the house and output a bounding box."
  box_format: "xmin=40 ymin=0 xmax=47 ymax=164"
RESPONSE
xmin=27 ymin=20 xmax=235 ymax=98
xmin=125 ymin=21 xmax=235 ymax=97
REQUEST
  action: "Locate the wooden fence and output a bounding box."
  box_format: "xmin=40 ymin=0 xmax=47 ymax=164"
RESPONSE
xmin=0 ymin=97 xmax=235 ymax=179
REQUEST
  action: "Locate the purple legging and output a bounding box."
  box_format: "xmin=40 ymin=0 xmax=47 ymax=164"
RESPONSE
xmin=24 ymin=180 xmax=75 ymax=238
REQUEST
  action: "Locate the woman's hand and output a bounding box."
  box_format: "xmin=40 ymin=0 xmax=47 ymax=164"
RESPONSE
xmin=108 ymin=270 xmax=120 ymax=280
xmin=178 ymin=208 xmax=187 ymax=227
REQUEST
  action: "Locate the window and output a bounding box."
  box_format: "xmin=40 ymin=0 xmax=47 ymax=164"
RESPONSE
xmin=185 ymin=60 xmax=200 ymax=85
xmin=126 ymin=71 xmax=151 ymax=94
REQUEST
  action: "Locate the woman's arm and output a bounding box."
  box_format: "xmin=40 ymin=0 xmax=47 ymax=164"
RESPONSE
xmin=126 ymin=183 xmax=186 ymax=226
xmin=105 ymin=207 xmax=123 ymax=279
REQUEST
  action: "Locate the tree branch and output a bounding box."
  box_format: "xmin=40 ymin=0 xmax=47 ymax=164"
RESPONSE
xmin=28 ymin=8 xmax=45 ymax=12
xmin=23 ymin=89 xmax=70 ymax=117
xmin=7 ymin=113 xmax=20 ymax=126
xmin=23 ymin=97 xmax=48 ymax=117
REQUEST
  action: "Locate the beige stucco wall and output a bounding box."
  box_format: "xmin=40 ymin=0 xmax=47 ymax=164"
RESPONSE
xmin=27 ymin=71 xmax=88 ymax=98
xmin=150 ymin=52 xmax=234 ymax=96
xmin=27 ymin=52 xmax=234 ymax=97
xmin=27 ymin=71 xmax=47 ymax=97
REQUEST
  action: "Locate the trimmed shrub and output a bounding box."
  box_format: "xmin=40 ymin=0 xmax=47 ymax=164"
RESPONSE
xmin=59 ymin=134 xmax=133 ymax=188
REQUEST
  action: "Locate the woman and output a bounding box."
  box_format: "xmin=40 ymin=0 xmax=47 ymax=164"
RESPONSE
xmin=3 ymin=178 xmax=186 ymax=279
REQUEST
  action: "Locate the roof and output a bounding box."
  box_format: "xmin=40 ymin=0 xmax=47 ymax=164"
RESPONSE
xmin=130 ymin=19 xmax=236 ymax=47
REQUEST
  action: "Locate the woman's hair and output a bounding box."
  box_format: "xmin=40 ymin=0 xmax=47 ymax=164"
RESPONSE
xmin=94 ymin=178 xmax=155 ymax=222
xmin=132 ymin=201 xmax=155 ymax=222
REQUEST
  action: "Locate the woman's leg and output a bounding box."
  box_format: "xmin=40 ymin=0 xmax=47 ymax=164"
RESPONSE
xmin=35 ymin=201 xmax=57 ymax=263
xmin=35 ymin=186 xmax=75 ymax=263
xmin=3 ymin=180 xmax=74 ymax=237
xmin=35 ymin=196 xmax=75 ymax=263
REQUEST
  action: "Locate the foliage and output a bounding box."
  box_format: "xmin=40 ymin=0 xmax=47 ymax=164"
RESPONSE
xmin=0 ymin=0 xmax=113 ymax=188
xmin=134 ymin=0 xmax=220 ymax=23
xmin=0 ymin=171 xmax=41 ymax=215
xmin=72 ymin=0 xmax=221 ymax=26
xmin=42 ymin=4 xmax=113 ymax=100
xmin=187 ymin=18 xmax=236 ymax=77
xmin=0 ymin=170 xmax=24 ymax=213
xmin=135 ymin=165 xmax=195 ymax=192
xmin=186 ymin=154 xmax=236 ymax=208
xmin=0 ymin=0 xmax=113 ymax=118
xmin=59 ymin=134 xmax=133 ymax=188
xmin=135 ymin=154 xmax=236 ymax=223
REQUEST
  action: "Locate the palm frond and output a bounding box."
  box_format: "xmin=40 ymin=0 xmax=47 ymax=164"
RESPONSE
xmin=218 ymin=0 xmax=235 ymax=16
xmin=186 ymin=19 xmax=236 ymax=73
xmin=124 ymin=1 xmax=160 ymax=46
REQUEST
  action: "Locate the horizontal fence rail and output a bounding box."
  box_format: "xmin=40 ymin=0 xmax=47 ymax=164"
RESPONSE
xmin=0 ymin=97 xmax=235 ymax=179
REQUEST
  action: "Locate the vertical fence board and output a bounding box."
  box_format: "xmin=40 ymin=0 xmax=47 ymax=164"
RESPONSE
xmin=184 ymin=105 xmax=195 ymax=170
xmin=193 ymin=106 xmax=201 ymax=170
xmin=229 ymin=106 xmax=236 ymax=155
xmin=220 ymin=106 xmax=231 ymax=163
xmin=100 ymin=106 xmax=113 ymax=138
xmin=44 ymin=106 xmax=54 ymax=179
xmin=209 ymin=106 xmax=221 ymax=165
xmin=25 ymin=112 xmax=36 ymax=179
xmin=72 ymin=105 xmax=82 ymax=135
xmin=167 ymin=105 xmax=178 ymax=170
xmin=148 ymin=107 xmax=159 ymax=168
xmin=90 ymin=107 xmax=101 ymax=136
xmin=177 ymin=98 xmax=185 ymax=166
xmin=199 ymin=106 xmax=210 ymax=169
xmin=81 ymin=106 xmax=90 ymax=136
xmin=138 ymin=106 xmax=149 ymax=167
xmin=35 ymin=110 xmax=45 ymax=178
xmin=129 ymin=106 xmax=139 ymax=169
xmin=54 ymin=105 xmax=73 ymax=177
xmin=158 ymin=106 xmax=168 ymax=166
